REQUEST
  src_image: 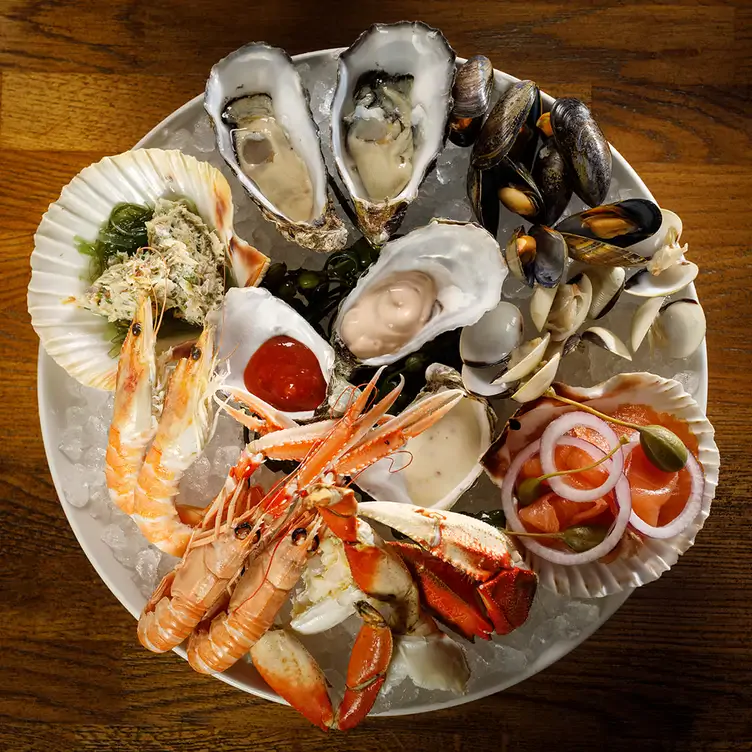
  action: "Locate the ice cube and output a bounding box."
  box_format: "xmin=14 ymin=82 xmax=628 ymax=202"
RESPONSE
xmin=66 ymin=483 xmax=90 ymax=508
xmin=163 ymin=128 xmax=194 ymax=153
xmin=212 ymin=445 xmax=242 ymax=476
xmin=83 ymin=415 xmax=108 ymax=448
xmin=65 ymin=405 xmax=87 ymax=428
xmin=83 ymin=445 xmax=107 ymax=469
xmin=89 ymin=487 xmax=114 ymax=522
xmin=134 ymin=547 xmax=162 ymax=593
xmin=192 ymin=115 xmax=217 ymax=153
xmin=59 ymin=425 xmax=84 ymax=462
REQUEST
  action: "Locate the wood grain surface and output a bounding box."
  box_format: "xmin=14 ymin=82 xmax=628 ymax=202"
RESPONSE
xmin=1 ymin=1 xmax=751 ymax=750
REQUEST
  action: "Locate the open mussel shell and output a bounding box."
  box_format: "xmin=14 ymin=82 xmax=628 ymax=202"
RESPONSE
xmin=532 ymin=138 xmax=573 ymax=226
xmin=581 ymin=326 xmax=632 ymax=360
xmin=331 ymin=22 xmax=456 ymax=246
xmin=205 ymin=43 xmax=347 ymax=252
xmin=555 ymin=199 xmax=662 ymax=266
xmin=652 ymin=298 xmax=706 ymax=358
xmin=624 ymin=261 xmax=698 ymax=298
xmin=467 ymin=165 xmax=500 ymax=236
xmin=449 ymin=55 xmax=494 ymax=147
xmin=505 ymin=224 xmax=566 ymax=290
xmin=459 ymin=301 xmax=523 ymax=368
xmin=585 ymin=266 xmax=626 ymax=318
xmin=471 ymin=80 xmax=539 ymax=170
xmin=497 ymin=158 xmax=544 ymax=221
xmin=550 ymin=97 xmax=612 ymax=206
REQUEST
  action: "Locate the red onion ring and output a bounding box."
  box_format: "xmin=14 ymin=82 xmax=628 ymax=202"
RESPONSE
xmin=623 ymin=439 xmax=705 ymax=540
xmin=540 ymin=411 xmax=624 ymax=502
xmin=500 ymin=438 xmax=633 ymax=566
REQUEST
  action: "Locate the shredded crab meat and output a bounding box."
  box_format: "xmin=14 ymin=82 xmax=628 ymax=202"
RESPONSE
xmin=80 ymin=198 xmax=226 ymax=325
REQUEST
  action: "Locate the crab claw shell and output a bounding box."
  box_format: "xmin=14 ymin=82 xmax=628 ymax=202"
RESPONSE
xmin=477 ymin=567 xmax=538 ymax=635
xmin=28 ymin=149 xmax=269 ymax=390
xmin=250 ymin=629 xmax=334 ymax=731
xmin=289 ymin=585 xmax=365 ymax=635
xmin=357 ymin=502 xmax=524 ymax=581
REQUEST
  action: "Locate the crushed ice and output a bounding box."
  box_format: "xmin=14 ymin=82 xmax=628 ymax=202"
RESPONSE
xmin=54 ymin=54 xmax=705 ymax=713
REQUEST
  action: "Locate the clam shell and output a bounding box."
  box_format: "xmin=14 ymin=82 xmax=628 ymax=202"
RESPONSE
xmin=586 ymin=266 xmax=626 ymax=319
xmin=28 ymin=149 xmax=268 ymax=390
xmin=510 ymin=350 xmax=562 ymax=403
xmin=624 ymin=261 xmax=698 ymax=298
xmin=653 ymin=299 xmax=707 ymax=359
xmin=581 ymin=326 xmax=632 ymax=360
xmin=205 ymin=43 xmax=347 ymax=252
xmin=331 ymin=22 xmax=456 ymax=245
xmin=217 ymin=287 xmax=335 ymax=421
xmin=356 ymin=364 xmax=494 ymax=510
xmin=333 ymin=219 xmax=507 ymax=367
xmin=459 ymin=301 xmax=523 ymax=368
xmin=482 ymin=372 xmax=720 ymax=597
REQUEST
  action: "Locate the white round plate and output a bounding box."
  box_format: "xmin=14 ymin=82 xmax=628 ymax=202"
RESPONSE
xmin=37 ymin=48 xmax=708 ymax=717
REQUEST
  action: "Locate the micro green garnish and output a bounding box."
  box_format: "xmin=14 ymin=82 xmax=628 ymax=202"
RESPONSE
xmin=544 ymin=388 xmax=689 ymax=473
xmin=517 ymin=436 xmax=630 ymax=507
xmin=505 ymin=524 xmax=610 ymax=553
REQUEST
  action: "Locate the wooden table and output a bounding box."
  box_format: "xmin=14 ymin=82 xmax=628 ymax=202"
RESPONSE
xmin=2 ymin=1 xmax=751 ymax=750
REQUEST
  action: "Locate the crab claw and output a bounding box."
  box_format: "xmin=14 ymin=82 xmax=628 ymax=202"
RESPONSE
xmin=337 ymin=602 xmax=393 ymax=731
xmin=388 ymin=541 xmax=494 ymax=641
xmin=250 ymin=629 xmax=334 ymax=731
xmin=477 ymin=567 xmax=538 ymax=635
xmin=357 ymin=502 xmax=519 ymax=580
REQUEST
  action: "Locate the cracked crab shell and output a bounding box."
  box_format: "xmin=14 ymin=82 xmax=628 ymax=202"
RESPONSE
xmin=27 ymin=149 xmax=269 ymax=391
xmin=205 ymin=43 xmax=347 ymax=252
xmin=331 ymin=22 xmax=456 ymax=245
xmin=481 ymin=372 xmax=719 ymax=598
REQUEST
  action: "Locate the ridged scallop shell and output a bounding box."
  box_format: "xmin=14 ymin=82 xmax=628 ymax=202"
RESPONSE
xmin=481 ymin=372 xmax=719 ymax=598
xmin=28 ymin=149 xmax=269 ymax=390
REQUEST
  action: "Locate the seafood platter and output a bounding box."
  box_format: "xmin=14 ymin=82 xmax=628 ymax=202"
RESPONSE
xmin=29 ymin=23 xmax=719 ymax=730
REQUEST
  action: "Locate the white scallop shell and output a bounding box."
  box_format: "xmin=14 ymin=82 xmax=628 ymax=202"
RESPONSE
xmin=482 ymin=372 xmax=719 ymax=598
xmin=333 ymin=219 xmax=507 ymax=367
xmin=331 ymin=22 xmax=456 ymax=245
xmin=217 ymin=286 xmax=335 ymax=422
xmin=28 ymin=149 xmax=269 ymax=390
xmin=356 ymin=364 xmax=493 ymax=510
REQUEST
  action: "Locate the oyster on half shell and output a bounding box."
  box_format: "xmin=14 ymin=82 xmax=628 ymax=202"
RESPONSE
xmin=331 ymin=22 xmax=456 ymax=246
xmin=332 ymin=219 xmax=507 ymax=368
xmin=205 ymin=43 xmax=347 ymax=252
xmin=356 ymin=364 xmax=495 ymax=510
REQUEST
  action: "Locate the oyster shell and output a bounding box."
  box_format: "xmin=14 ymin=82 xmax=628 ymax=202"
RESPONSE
xmin=28 ymin=149 xmax=268 ymax=390
xmin=332 ymin=219 xmax=507 ymax=367
xmin=331 ymin=22 xmax=456 ymax=245
xmin=217 ymin=287 xmax=335 ymax=422
xmin=482 ymin=372 xmax=719 ymax=597
xmin=356 ymin=364 xmax=494 ymax=510
xmin=205 ymin=43 xmax=347 ymax=252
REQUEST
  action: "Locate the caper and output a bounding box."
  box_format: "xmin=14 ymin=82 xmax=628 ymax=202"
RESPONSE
xmin=297 ymin=270 xmax=322 ymax=290
xmin=639 ymin=425 xmax=688 ymax=472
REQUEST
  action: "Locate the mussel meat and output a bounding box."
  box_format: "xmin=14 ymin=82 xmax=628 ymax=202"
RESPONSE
xmin=555 ymin=199 xmax=662 ymax=266
xmin=496 ymin=158 xmax=544 ymax=221
xmin=505 ymin=225 xmax=567 ymax=288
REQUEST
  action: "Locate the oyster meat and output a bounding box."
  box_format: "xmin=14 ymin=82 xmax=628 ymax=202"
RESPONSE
xmin=356 ymin=365 xmax=494 ymax=510
xmin=332 ymin=219 xmax=507 ymax=367
xmin=205 ymin=43 xmax=346 ymax=252
xmin=332 ymin=22 xmax=456 ymax=245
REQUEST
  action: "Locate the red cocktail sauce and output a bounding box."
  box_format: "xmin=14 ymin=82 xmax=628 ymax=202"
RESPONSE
xmin=243 ymin=335 xmax=327 ymax=412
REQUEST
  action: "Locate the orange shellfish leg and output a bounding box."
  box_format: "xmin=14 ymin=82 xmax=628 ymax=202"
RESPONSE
xmin=389 ymin=541 xmax=493 ymax=641
xmin=315 ymin=489 xmax=359 ymax=542
xmin=477 ymin=567 xmax=538 ymax=635
xmin=250 ymin=630 xmax=334 ymax=731
xmin=337 ymin=602 xmax=393 ymax=731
